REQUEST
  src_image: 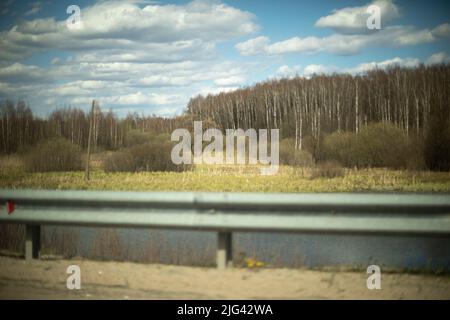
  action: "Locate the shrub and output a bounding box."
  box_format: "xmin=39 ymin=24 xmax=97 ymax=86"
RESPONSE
xmin=322 ymin=131 xmax=357 ymax=167
xmin=124 ymin=130 xmax=171 ymax=148
xmin=322 ymin=123 xmax=410 ymax=169
xmin=24 ymin=138 xmax=82 ymax=172
xmin=279 ymin=138 xmax=314 ymax=167
xmin=405 ymin=135 xmax=426 ymax=170
xmin=104 ymin=135 xmax=190 ymax=172
xmin=123 ymin=130 xmax=152 ymax=148
xmin=103 ymin=150 xmax=135 ymax=172
xmin=310 ymin=160 xmax=345 ymax=179
xmin=302 ymin=134 xmax=324 ymax=161
xmin=424 ymin=115 xmax=450 ymax=171
xmin=355 ymin=123 xmax=409 ymax=168
xmin=130 ymin=140 xmax=180 ymax=172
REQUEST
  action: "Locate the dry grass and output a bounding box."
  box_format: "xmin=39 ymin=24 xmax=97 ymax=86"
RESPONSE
xmin=41 ymin=226 xmax=80 ymax=258
xmin=0 ymin=224 xmax=25 ymax=255
xmin=310 ymin=161 xmax=346 ymax=179
xmin=2 ymin=152 xmax=450 ymax=192
xmin=0 ymin=154 xmax=25 ymax=175
xmin=0 ymin=165 xmax=449 ymax=192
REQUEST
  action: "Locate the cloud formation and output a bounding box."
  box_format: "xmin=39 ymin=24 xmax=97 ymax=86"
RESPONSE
xmin=25 ymin=1 xmax=42 ymax=16
xmin=1 ymin=0 xmax=257 ymax=63
xmin=275 ymin=54 xmax=442 ymax=79
xmin=236 ymin=0 xmax=449 ymax=57
xmin=0 ymin=0 xmax=258 ymax=116
xmin=315 ymin=0 xmax=400 ymax=34
xmin=236 ymin=23 xmax=449 ymax=56
xmin=275 ymin=65 xmax=302 ymax=78
xmin=426 ymin=52 xmax=450 ymax=65
xmin=0 ymin=0 xmax=448 ymax=117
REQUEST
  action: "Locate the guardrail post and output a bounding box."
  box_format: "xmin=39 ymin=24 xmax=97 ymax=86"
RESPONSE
xmin=25 ymin=225 xmax=41 ymax=261
xmin=217 ymin=231 xmax=232 ymax=269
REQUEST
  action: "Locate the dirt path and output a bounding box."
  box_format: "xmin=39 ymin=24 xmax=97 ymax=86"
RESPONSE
xmin=0 ymin=256 xmax=449 ymax=299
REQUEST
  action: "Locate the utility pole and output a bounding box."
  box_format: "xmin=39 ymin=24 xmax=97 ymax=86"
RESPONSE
xmin=85 ymin=100 xmax=95 ymax=181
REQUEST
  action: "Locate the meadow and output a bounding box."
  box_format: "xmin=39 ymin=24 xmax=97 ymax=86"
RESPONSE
xmin=1 ymin=154 xmax=450 ymax=192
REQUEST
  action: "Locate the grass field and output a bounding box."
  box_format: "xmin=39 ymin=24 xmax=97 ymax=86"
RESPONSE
xmin=1 ymin=154 xmax=450 ymax=192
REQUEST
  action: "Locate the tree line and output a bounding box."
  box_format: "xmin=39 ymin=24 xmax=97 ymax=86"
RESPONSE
xmin=0 ymin=100 xmax=191 ymax=154
xmin=187 ymin=65 xmax=449 ymax=149
xmin=1 ymin=64 xmax=449 ymax=170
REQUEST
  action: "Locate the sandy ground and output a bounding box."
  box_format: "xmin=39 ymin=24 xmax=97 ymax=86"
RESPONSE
xmin=0 ymin=256 xmax=449 ymax=299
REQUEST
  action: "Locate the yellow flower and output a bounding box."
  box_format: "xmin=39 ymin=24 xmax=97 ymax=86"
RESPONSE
xmin=245 ymin=257 xmax=265 ymax=268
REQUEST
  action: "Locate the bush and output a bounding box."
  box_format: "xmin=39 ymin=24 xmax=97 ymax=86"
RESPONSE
xmin=123 ymin=130 xmax=151 ymax=148
xmin=322 ymin=123 xmax=411 ymax=169
xmin=279 ymin=138 xmax=314 ymax=167
xmin=322 ymin=131 xmax=357 ymax=167
xmin=355 ymin=123 xmax=409 ymax=168
xmin=424 ymin=115 xmax=450 ymax=171
xmin=405 ymin=135 xmax=426 ymax=170
xmin=24 ymin=138 xmax=82 ymax=172
xmin=310 ymin=160 xmax=345 ymax=179
xmin=302 ymin=135 xmax=324 ymax=161
xmin=103 ymin=150 xmax=135 ymax=172
xmin=104 ymin=134 xmax=190 ymax=172
xmin=124 ymin=130 xmax=170 ymax=148
xmin=131 ymin=140 xmax=181 ymax=172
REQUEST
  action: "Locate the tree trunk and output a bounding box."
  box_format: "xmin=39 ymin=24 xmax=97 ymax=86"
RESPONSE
xmin=85 ymin=100 xmax=95 ymax=181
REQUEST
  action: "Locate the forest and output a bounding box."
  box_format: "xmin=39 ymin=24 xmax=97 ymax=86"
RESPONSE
xmin=1 ymin=64 xmax=450 ymax=172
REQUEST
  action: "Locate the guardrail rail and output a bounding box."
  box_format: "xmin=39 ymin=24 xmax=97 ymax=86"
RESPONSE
xmin=1 ymin=190 xmax=450 ymax=269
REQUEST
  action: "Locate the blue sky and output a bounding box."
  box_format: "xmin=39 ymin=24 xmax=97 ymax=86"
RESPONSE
xmin=0 ymin=0 xmax=449 ymax=117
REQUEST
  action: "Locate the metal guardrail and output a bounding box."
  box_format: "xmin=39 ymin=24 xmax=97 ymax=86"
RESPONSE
xmin=1 ymin=190 xmax=450 ymax=269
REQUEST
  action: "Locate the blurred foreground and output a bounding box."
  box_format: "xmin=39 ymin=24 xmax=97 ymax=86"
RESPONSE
xmin=0 ymin=256 xmax=449 ymax=299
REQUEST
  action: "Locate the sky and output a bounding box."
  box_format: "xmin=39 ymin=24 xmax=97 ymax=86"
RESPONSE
xmin=0 ymin=0 xmax=449 ymax=117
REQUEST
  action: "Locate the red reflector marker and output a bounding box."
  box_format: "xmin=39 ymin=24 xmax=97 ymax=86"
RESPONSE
xmin=6 ymin=201 xmax=15 ymax=215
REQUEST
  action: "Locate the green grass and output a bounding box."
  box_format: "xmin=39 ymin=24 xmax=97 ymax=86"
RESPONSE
xmin=1 ymin=164 xmax=450 ymax=192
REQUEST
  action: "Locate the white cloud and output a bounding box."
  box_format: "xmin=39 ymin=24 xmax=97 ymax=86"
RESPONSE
xmin=303 ymin=64 xmax=337 ymax=77
xmin=315 ymin=0 xmax=400 ymax=34
xmin=276 ymin=65 xmax=301 ymax=78
xmin=193 ymin=86 xmax=239 ymax=97
xmin=50 ymin=57 xmax=60 ymax=65
xmin=25 ymin=1 xmax=42 ymax=16
xmin=431 ymin=23 xmax=450 ymax=38
xmin=426 ymin=52 xmax=450 ymax=65
xmin=138 ymin=75 xmax=191 ymax=87
xmin=236 ymin=23 xmax=448 ymax=56
xmin=0 ymin=0 xmax=258 ymax=63
xmin=266 ymin=37 xmax=321 ymax=55
xmin=0 ymin=82 xmax=15 ymax=95
xmin=0 ymin=63 xmax=51 ymax=82
xmin=236 ymin=0 xmax=448 ymax=58
xmin=345 ymin=56 xmax=420 ymax=73
xmin=287 ymin=55 xmax=424 ymax=78
xmin=214 ymin=75 xmax=245 ymax=86
xmin=106 ymin=92 xmax=181 ymax=106
xmin=0 ymin=1 xmax=259 ymax=116
xmin=0 ymin=58 xmax=253 ymax=117
xmin=235 ymin=36 xmax=270 ymax=56
xmin=151 ymin=106 xmax=181 ymax=117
